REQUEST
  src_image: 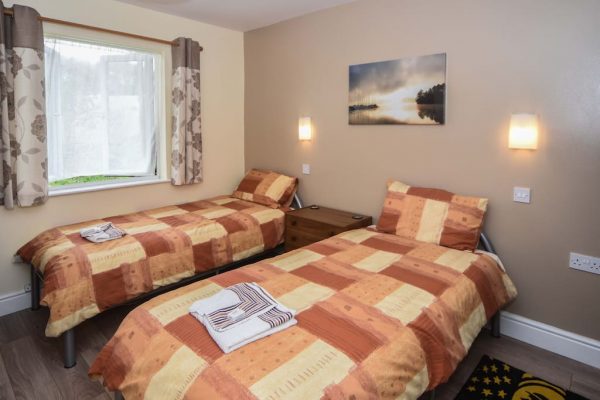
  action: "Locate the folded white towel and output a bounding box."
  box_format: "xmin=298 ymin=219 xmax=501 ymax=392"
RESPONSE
xmin=189 ymin=282 xmax=297 ymax=353
xmin=80 ymin=222 xmax=126 ymax=243
xmin=198 ymin=311 xmax=297 ymax=353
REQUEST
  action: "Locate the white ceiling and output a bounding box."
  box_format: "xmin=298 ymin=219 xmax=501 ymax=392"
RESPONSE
xmin=116 ymin=0 xmax=358 ymax=32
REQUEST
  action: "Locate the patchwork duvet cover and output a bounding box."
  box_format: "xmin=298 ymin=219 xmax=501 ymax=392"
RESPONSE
xmin=18 ymin=196 xmax=286 ymax=337
xmin=89 ymin=228 xmax=517 ymax=400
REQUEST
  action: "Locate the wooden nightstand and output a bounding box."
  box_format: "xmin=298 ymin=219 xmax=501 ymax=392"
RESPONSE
xmin=285 ymin=205 xmax=372 ymax=252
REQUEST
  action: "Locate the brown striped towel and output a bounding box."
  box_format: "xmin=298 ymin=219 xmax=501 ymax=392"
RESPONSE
xmin=204 ymin=283 xmax=282 ymax=331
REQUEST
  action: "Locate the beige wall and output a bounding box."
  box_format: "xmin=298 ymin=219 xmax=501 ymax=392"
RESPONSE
xmin=245 ymin=0 xmax=600 ymax=339
xmin=0 ymin=0 xmax=245 ymax=297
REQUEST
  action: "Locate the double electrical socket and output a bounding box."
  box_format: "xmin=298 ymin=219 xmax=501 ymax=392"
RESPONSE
xmin=569 ymin=252 xmax=600 ymax=275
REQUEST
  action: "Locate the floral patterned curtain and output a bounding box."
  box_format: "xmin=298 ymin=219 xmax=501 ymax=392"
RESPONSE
xmin=171 ymin=37 xmax=202 ymax=186
xmin=0 ymin=3 xmax=47 ymax=209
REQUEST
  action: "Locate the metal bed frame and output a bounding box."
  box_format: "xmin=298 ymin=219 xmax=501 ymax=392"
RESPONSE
xmin=30 ymin=193 xmax=304 ymax=369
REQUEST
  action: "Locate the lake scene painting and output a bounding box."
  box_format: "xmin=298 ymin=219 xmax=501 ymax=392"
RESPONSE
xmin=349 ymin=53 xmax=446 ymax=125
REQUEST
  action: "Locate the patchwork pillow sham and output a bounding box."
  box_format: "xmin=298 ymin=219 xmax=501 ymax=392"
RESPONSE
xmin=376 ymin=180 xmax=488 ymax=251
xmin=233 ymin=169 xmax=298 ymax=208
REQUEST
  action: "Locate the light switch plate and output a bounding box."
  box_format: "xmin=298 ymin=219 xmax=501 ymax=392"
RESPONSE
xmin=513 ymin=187 xmax=530 ymax=203
xmin=302 ymin=164 xmax=310 ymax=175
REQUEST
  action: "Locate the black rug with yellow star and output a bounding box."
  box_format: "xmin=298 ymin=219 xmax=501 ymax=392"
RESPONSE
xmin=455 ymin=355 xmax=588 ymax=400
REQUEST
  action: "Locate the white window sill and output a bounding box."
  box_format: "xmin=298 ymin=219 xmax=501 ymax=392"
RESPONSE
xmin=49 ymin=177 xmax=170 ymax=197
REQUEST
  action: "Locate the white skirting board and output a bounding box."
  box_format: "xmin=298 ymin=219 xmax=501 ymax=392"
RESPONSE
xmin=0 ymin=291 xmax=598 ymax=369
xmin=0 ymin=290 xmax=30 ymax=317
xmin=500 ymin=311 xmax=600 ymax=369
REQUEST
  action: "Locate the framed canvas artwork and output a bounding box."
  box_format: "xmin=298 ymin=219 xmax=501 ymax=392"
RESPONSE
xmin=349 ymin=53 xmax=446 ymax=125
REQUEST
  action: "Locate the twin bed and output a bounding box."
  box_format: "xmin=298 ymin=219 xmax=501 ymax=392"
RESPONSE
xmin=90 ymin=229 xmax=515 ymax=400
xmin=18 ymin=173 xmax=517 ymax=399
xmin=18 ymin=170 xmax=299 ymax=367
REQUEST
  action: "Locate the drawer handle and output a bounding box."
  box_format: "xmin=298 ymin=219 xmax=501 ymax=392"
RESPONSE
xmin=291 ymin=220 xmax=297 ymax=226
xmin=290 ymin=236 xmax=297 ymax=241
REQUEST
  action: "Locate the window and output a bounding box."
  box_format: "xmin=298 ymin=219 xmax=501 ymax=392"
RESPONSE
xmin=44 ymin=36 xmax=165 ymax=191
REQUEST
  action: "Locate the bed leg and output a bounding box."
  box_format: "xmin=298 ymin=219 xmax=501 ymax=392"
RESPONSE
xmin=491 ymin=312 xmax=501 ymax=338
xmin=63 ymin=328 xmax=77 ymax=368
xmin=31 ymin=264 xmax=40 ymax=311
xmin=114 ymin=391 xmax=124 ymax=400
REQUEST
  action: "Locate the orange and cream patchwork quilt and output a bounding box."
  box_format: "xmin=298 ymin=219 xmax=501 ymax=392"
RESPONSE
xmin=18 ymin=196 xmax=286 ymax=337
xmin=89 ymin=229 xmax=517 ymax=399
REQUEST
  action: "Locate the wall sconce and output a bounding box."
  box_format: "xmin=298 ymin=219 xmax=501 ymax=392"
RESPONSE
xmin=298 ymin=117 xmax=312 ymax=141
xmin=509 ymin=113 xmax=538 ymax=150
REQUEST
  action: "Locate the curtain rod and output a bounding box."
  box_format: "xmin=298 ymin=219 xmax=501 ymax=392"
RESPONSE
xmin=2 ymin=8 xmax=204 ymax=51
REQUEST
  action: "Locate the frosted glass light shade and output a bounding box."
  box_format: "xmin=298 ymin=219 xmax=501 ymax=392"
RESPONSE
xmin=509 ymin=113 xmax=538 ymax=149
xmin=298 ymin=117 xmax=312 ymax=141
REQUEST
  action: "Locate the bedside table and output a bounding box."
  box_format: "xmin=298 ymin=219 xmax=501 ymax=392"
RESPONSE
xmin=285 ymin=205 xmax=372 ymax=252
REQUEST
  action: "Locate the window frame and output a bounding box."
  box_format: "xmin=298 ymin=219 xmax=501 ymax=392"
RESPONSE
xmin=43 ymin=25 xmax=170 ymax=196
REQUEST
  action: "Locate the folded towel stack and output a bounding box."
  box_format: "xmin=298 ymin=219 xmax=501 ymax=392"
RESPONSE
xmin=80 ymin=222 xmax=126 ymax=243
xmin=189 ymin=282 xmax=297 ymax=353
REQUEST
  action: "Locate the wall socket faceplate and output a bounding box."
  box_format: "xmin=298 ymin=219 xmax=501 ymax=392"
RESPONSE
xmin=569 ymin=252 xmax=600 ymax=275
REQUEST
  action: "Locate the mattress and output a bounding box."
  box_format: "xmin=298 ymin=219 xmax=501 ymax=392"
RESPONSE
xmin=89 ymin=228 xmax=517 ymax=399
xmin=18 ymin=196 xmax=286 ymax=337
